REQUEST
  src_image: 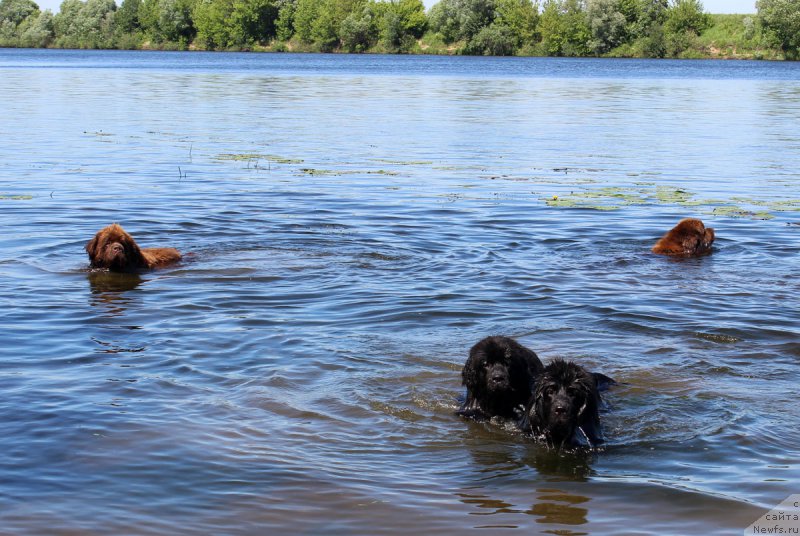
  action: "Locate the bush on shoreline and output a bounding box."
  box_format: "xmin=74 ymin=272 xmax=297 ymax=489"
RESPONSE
xmin=0 ymin=0 xmax=796 ymax=59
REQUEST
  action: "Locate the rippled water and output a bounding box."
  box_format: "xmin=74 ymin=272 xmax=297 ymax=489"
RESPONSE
xmin=1 ymin=49 xmax=799 ymax=535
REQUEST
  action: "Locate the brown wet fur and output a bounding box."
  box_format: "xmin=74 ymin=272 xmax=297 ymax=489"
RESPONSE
xmin=652 ymin=218 xmax=715 ymax=257
xmin=86 ymin=223 xmax=181 ymax=272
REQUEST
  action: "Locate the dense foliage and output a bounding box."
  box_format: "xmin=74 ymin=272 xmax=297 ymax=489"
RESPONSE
xmin=756 ymin=0 xmax=800 ymax=60
xmin=0 ymin=0 xmax=795 ymax=59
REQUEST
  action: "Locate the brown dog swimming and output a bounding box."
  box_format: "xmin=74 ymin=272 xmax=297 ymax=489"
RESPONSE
xmin=652 ymin=218 xmax=714 ymax=256
xmin=86 ymin=223 xmax=181 ymax=272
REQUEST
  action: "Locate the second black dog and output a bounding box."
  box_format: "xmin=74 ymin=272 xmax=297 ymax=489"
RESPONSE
xmin=519 ymin=358 xmax=610 ymax=449
xmin=458 ymin=336 xmax=544 ymax=420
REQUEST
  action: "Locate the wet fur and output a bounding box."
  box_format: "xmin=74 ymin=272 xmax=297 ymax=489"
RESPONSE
xmin=458 ymin=336 xmax=544 ymax=420
xmin=86 ymin=223 xmax=181 ymax=272
xmin=652 ymin=218 xmax=715 ymax=256
xmin=519 ymin=358 xmax=606 ymax=449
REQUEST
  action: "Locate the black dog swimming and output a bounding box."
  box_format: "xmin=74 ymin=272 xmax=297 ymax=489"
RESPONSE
xmin=519 ymin=358 xmax=613 ymax=449
xmin=458 ymin=336 xmax=544 ymax=420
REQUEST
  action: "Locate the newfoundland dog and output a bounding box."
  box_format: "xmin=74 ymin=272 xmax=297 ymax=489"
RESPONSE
xmin=458 ymin=336 xmax=544 ymax=420
xmin=86 ymin=223 xmax=181 ymax=272
xmin=519 ymin=358 xmax=611 ymax=449
xmin=652 ymin=218 xmax=714 ymax=257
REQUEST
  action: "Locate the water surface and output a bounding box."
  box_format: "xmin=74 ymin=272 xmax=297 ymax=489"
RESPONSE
xmin=1 ymin=49 xmax=799 ymax=535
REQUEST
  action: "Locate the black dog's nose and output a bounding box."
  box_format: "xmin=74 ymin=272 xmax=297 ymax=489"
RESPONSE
xmin=554 ymin=404 xmax=567 ymax=415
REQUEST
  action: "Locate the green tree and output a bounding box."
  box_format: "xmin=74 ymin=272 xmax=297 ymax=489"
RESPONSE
xmin=637 ymin=0 xmax=667 ymax=28
xmin=665 ymin=0 xmax=709 ymax=35
xmin=494 ymin=0 xmax=538 ymax=47
xmin=310 ymin=0 xmax=339 ymax=49
xmin=0 ymin=0 xmax=38 ymax=25
xmin=234 ymin=0 xmax=278 ymax=43
xmin=115 ymin=0 xmax=141 ymax=31
xmin=0 ymin=0 xmax=40 ymax=45
xmin=388 ymin=0 xmax=425 ymax=37
xmin=192 ymin=0 xmax=233 ymax=46
xmin=54 ymin=0 xmax=116 ymax=48
xmin=19 ymin=8 xmax=54 ymax=45
xmin=193 ymin=0 xmax=279 ymax=48
xmin=663 ymin=0 xmax=709 ymax=56
xmin=292 ymin=0 xmax=319 ymax=42
xmin=757 ymin=0 xmax=800 ymax=59
xmin=376 ymin=0 xmax=425 ymax=51
xmin=340 ymin=2 xmax=376 ymax=51
xmin=140 ymin=0 xmax=195 ymax=44
xmin=274 ymin=0 xmax=294 ymax=40
xmin=630 ymin=0 xmax=667 ymax=55
xmin=292 ymin=0 xmax=366 ymax=50
xmin=587 ymin=0 xmax=628 ymax=53
xmin=538 ymin=0 xmax=590 ymax=56
xmin=463 ymin=21 xmax=516 ymax=54
xmin=428 ymin=0 xmax=494 ymax=43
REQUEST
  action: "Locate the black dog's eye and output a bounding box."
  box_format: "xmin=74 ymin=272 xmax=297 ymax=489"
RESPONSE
xmin=544 ymin=386 xmax=555 ymax=397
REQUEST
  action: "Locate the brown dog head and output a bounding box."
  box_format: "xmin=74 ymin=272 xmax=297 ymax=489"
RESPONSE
xmin=652 ymin=218 xmax=715 ymax=257
xmin=85 ymin=223 xmax=147 ymax=272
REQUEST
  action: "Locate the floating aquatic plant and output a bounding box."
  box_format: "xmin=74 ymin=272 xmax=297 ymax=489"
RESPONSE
xmin=299 ymin=168 xmax=399 ymax=176
xmin=370 ymin=159 xmax=434 ymax=166
xmin=710 ymin=206 xmax=775 ymax=220
xmin=216 ymin=153 xmax=304 ymax=164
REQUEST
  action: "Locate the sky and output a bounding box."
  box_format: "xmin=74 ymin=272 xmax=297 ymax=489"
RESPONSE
xmin=33 ymin=0 xmax=757 ymax=18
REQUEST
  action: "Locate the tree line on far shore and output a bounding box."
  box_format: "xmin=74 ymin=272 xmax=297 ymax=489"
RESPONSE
xmin=1 ymin=0 xmax=798 ymax=59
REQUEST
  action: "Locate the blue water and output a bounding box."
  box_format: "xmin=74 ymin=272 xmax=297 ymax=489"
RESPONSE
xmin=1 ymin=49 xmax=799 ymax=535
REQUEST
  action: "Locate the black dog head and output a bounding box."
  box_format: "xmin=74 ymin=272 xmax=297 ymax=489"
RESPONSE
xmin=459 ymin=336 xmax=543 ymax=420
xmin=521 ymin=358 xmax=604 ymax=449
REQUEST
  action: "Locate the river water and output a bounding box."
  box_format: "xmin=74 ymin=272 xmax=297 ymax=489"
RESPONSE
xmin=1 ymin=49 xmax=799 ymax=535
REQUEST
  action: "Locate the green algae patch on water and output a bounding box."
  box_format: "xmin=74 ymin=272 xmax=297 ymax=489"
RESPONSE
xmin=705 ymin=196 xmax=800 ymax=220
xmin=539 ymin=182 xmax=796 ymax=220
xmin=544 ymin=195 xmax=621 ymax=211
xmin=731 ymin=197 xmax=800 ymax=212
xmin=542 ymin=186 xmax=648 ymax=211
xmin=370 ymin=159 xmax=434 ymax=166
xmin=590 ymin=187 xmax=647 ymax=204
xmin=265 ymin=155 xmax=305 ymax=164
xmin=0 ymin=194 xmax=33 ymax=200
xmin=216 ymin=153 xmax=304 ymax=164
xmin=710 ymin=206 xmax=775 ymax=220
xmin=654 ymin=186 xmax=700 ymax=205
xmin=299 ymin=168 xmax=399 ymax=176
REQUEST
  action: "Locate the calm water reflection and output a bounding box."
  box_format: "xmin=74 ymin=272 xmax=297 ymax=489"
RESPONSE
xmin=0 ymin=49 xmax=799 ymax=535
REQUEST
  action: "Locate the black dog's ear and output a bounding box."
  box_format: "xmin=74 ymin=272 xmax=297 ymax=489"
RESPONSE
xmin=576 ymin=392 xmax=604 ymax=447
xmin=518 ymin=379 xmax=544 ymax=434
xmin=518 ymin=396 xmax=535 ymax=433
xmin=461 ymin=355 xmax=481 ymax=387
xmin=456 ymin=359 xmax=483 ymax=420
xmin=521 ymin=382 xmax=548 ymax=434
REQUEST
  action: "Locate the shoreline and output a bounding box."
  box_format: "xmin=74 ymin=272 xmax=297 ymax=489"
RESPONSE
xmin=0 ymin=43 xmax=788 ymax=61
